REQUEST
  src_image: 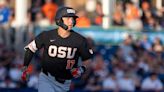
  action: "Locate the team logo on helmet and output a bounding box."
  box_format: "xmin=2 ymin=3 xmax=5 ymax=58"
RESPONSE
xmin=67 ymin=9 xmax=75 ymax=14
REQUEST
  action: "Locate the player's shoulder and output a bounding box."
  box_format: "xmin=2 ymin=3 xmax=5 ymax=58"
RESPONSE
xmin=71 ymin=30 xmax=86 ymax=40
xmin=42 ymin=28 xmax=57 ymax=34
xmin=38 ymin=28 xmax=57 ymax=36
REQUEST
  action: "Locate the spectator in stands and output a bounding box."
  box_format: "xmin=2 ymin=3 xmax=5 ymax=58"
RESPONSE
xmin=146 ymin=15 xmax=156 ymax=30
xmin=152 ymin=37 xmax=163 ymax=53
xmin=124 ymin=1 xmax=143 ymax=31
xmin=139 ymin=35 xmax=152 ymax=51
xmin=76 ymin=9 xmax=91 ymax=28
xmin=8 ymin=65 xmax=22 ymax=82
xmin=30 ymin=0 xmax=43 ymax=22
xmin=158 ymin=9 xmax=164 ymax=28
xmin=112 ymin=61 xmax=125 ymax=79
xmin=0 ymin=76 xmax=18 ymax=88
xmin=137 ymin=56 xmax=150 ymax=76
xmin=27 ymin=68 xmax=39 ymax=89
xmin=91 ymin=54 xmax=109 ymax=79
xmin=102 ymin=73 xmax=118 ymax=91
xmin=141 ymin=1 xmax=150 ymax=12
xmin=0 ymin=65 xmax=7 ymax=81
xmin=140 ymin=1 xmax=162 ymax=31
xmin=0 ymin=48 xmax=13 ymax=69
xmin=0 ymin=0 xmax=11 ymax=46
xmin=34 ymin=11 xmax=50 ymax=27
xmin=117 ymin=73 xmax=136 ymax=92
xmin=94 ymin=1 xmax=103 ymax=26
xmin=42 ymin=0 xmax=58 ymax=24
xmin=112 ymin=1 xmax=124 ymax=26
xmin=141 ymin=9 xmax=157 ymax=31
xmin=27 ymin=75 xmax=38 ymax=89
xmin=33 ymin=12 xmax=50 ymax=36
xmin=84 ymin=75 xmax=102 ymax=92
xmin=0 ymin=0 xmax=11 ymax=25
xmin=151 ymin=37 xmax=164 ymax=73
xmin=120 ymin=34 xmax=135 ymax=64
xmin=153 ymin=8 xmax=163 ymax=31
xmin=12 ymin=53 xmax=23 ymax=67
xmin=141 ymin=72 xmax=163 ymax=91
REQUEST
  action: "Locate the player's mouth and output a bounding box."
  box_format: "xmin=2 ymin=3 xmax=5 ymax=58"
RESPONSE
xmin=68 ymin=25 xmax=73 ymax=27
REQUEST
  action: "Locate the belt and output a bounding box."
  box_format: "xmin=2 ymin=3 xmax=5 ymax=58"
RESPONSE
xmin=42 ymin=69 xmax=66 ymax=84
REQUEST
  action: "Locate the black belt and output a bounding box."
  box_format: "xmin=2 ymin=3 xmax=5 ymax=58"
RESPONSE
xmin=42 ymin=69 xmax=66 ymax=84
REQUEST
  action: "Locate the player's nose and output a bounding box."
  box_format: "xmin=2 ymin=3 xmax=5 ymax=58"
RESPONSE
xmin=68 ymin=17 xmax=74 ymax=25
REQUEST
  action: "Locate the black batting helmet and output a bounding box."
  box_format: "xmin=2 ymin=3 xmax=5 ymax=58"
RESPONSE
xmin=55 ymin=7 xmax=78 ymax=30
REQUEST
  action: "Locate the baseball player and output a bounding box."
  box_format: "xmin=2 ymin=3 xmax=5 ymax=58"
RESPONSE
xmin=21 ymin=6 xmax=93 ymax=92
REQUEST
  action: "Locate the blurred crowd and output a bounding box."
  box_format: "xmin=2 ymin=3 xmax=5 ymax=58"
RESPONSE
xmin=71 ymin=35 xmax=164 ymax=92
xmin=0 ymin=0 xmax=163 ymax=30
xmin=112 ymin=0 xmax=164 ymax=31
xmin=0 ymin=0 xmax=163 ymax=92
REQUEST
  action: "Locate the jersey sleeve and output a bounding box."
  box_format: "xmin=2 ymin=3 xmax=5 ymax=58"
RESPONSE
xmin=35 ymin=31 xmax=46 ymax=49
xmin=79 ymin=38 xmax=93 ymax=61
xmin=24 ymin=32 xmax=45 ymax=52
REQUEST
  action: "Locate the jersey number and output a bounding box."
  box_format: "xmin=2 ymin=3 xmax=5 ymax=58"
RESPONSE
xmin=66 ymin=60 xmax=75 ymax=69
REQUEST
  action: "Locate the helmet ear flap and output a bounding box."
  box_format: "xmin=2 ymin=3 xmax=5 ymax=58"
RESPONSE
xmin=56 ymin=18 xmax=68 ymax=30
xmin=72 ymin=17 xmax=77 ymax=26
xmin=55 ymin=18 xmax=62 ymax=26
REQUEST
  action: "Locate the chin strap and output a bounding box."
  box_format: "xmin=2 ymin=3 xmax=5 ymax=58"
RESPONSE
xmin=56 ymin=18 xmax=77 ymax=30
xmin=58 ymin=21 xmax=68 ymax=30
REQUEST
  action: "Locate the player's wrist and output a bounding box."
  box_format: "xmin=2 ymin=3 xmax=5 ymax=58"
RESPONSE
xmin=22 ymin=66 xmax=28 ymax=72
xmin=21 ymin=66 xmax=30 ymax=81
xmin=79 ymin=66 xmax=86 ymax=74
xmin=70 ymin=66 xmax=86 ymax=78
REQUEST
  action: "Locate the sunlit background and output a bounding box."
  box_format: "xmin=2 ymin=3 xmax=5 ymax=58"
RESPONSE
xmin=0 ymin=0 xmax=163 ymax=92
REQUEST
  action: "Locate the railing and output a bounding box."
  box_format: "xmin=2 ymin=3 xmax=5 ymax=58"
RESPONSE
xmin=72 ymin=26 xmax=164 ymax=45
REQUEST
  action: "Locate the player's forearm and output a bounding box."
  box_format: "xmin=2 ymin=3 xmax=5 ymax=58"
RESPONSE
xmin=71 ymin=59 xmax=91 ymax=78
xmin=23 ymin=48 xmax=34 ymax=67
xmin=82 ymin=59 xmax=91 ymax=70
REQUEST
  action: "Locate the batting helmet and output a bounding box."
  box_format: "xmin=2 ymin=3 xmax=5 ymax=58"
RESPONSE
xmin=55 ymin=7 xmax=78 ymax=30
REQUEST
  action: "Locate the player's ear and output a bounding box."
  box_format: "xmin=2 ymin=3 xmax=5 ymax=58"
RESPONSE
xmin=72 ymin=17 xmax=77 ymax=26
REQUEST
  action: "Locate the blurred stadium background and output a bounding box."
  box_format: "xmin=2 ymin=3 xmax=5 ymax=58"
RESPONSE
xmin=0 ymin=0 xmax=163 ymax=92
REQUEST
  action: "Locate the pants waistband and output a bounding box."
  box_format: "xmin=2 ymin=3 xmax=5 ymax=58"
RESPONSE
xmin=42 ymin=69 xmax=66 ymax=84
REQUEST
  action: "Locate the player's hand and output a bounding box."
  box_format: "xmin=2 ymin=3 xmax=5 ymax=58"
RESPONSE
xmin=71 ymin=66 xmax=86 ymax=78
xmin=21 ymin=66 xmax=29 ymax=82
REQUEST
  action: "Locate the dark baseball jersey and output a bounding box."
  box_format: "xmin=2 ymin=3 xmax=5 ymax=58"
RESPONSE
xmin=26 ymin=29 xmax=93 ymax=79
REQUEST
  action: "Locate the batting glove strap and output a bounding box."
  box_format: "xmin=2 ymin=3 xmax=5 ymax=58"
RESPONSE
xmin=21 ymin=66 xmax=28 ymax=72
xmin=80 ymin=66 xmax=86 ymax=73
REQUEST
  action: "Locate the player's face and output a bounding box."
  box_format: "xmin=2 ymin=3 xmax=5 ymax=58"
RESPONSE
xmin=62 ymin=17 xmax=75 ymax=30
